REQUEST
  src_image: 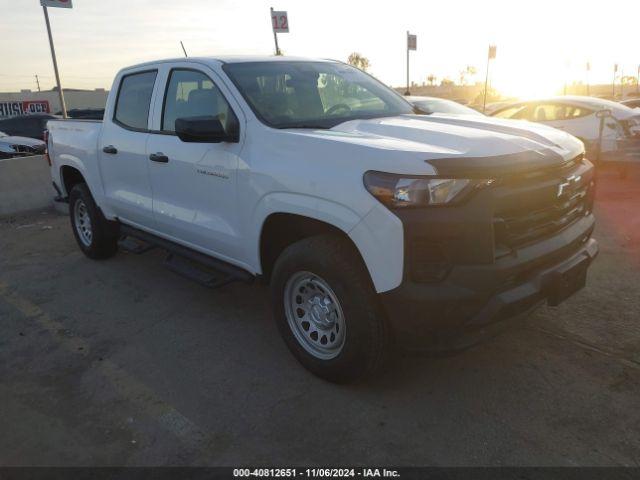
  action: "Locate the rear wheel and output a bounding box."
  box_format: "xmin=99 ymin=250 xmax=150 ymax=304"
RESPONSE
xmin=69 ymin=183 xmax=119 ymax=259
xmin=271 ymin=234 xmax=387 ymax=383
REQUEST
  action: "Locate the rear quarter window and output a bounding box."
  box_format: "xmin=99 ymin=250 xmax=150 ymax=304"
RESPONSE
xmin=113 ymin=70 xmax=158 ymax=130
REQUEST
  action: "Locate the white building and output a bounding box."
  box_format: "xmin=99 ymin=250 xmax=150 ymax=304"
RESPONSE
xmin=0 ymin=88 xmax=109 ymax=117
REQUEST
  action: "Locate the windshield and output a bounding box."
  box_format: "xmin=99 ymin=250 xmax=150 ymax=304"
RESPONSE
xmin=223 ymin=61 xmax=414 ymax=129
xmin=412 ymin=98 xmax=481 ymax=116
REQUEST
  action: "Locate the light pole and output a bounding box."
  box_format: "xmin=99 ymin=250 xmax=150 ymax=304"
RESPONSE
xmin=42 ymin=5 xmax=67 ymax=118
xmin=482 ymin=45 xmax=496 ymax=114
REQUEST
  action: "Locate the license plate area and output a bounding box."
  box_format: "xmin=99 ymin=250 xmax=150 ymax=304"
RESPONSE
xmin=547 ymin=255 xmax=589 ymax=306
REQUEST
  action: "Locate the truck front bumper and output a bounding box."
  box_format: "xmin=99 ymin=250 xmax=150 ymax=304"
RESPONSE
xmin=379 ymin=216 xmax=598 ymax=351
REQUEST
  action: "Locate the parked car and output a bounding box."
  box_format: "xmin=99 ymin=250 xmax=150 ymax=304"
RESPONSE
xmin=621 ymin=98 xmax=640 ymax=109
xmin=490 ymin=96 xmax=640 ymax=158
xmin=0 ymin=130 xmax=46 ymax=159
xmin=406 ymin=96 xmax=482 ymax=116
xmin=0 ymin=113 xmax=57 ymax=140
xmin=48 ymin=56 xmax=598 ymax=382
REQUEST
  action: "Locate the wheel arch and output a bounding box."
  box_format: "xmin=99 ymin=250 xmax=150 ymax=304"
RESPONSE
xmin=252 ymin=193 xmax=404 ymax=293
xmin=60 ymin=164 xmax=87 ymax=196
xmin=259 ymin=212 xmax=365 ymax=283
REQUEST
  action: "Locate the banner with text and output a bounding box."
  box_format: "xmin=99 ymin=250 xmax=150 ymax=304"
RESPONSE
xmin=0 ymin=101 xmax=51 ymax=118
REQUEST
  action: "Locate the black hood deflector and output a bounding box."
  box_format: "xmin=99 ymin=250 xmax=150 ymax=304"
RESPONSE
xmin=427 ymin=148 xmax=570 ymax=178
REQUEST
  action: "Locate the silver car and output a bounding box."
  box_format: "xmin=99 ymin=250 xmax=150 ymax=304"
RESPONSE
xmin=406 ymin=96 xmax=483 ymax=117
xmin=0 ymin=131 xmax=46 ymax=159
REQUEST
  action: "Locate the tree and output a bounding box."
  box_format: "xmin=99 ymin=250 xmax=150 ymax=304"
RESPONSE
xmin=427 ymin=74 xmax=437 ymax=86
xmin=621 ymin=75 xmax=638 ymax=86
xmin=347 ymin=52 xmax=371 ymax=71
xmin=458 ymin=65 xmax=477 ymax=86
xmin=440 ymin=78 xmax=455 ymax=87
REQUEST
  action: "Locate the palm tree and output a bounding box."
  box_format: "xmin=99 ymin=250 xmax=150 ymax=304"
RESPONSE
xmin=458 ymin=66 xmax=477 ymax=86
xmin=347 ymin=53 xmax=371 ymax=72
xmin=427 ymin=74 xmax=437 ymax=86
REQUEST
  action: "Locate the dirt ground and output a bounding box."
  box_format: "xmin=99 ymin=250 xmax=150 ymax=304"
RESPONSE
xmin=0 ymin=166 xmax=639 ymax=466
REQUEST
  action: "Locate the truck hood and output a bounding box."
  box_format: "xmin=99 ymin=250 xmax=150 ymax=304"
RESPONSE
xmin=320 ymin=114 xmax=584 ymax=176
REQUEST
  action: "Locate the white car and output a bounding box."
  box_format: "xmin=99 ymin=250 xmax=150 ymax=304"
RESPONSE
xmin=491 ymin=96 xmax=640 ymax=158
xmin=47 ymin=56 xmax=598 ymax=382
xmin=0 ymin=130 xmax=46 ymax=159
xmin=406 ymin=96 xmax=483 ymax=117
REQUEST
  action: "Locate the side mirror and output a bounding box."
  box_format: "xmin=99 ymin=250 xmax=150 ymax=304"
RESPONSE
xmin=175 ymin=116 xmax=238 ymax=143
xmin=413 ymin=106 xmax=432 ymax=115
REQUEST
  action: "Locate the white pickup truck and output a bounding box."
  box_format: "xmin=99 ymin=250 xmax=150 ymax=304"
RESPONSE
xmin=48 ymin=56 xmax=598 ymax=382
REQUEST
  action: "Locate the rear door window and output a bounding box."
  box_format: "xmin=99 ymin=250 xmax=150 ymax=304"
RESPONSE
xmin=113 ymin=70 xmax=158 ymax=130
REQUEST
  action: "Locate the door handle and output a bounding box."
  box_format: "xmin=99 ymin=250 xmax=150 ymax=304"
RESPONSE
xmin=102 ymin=145 xmax=118 ymax=154
xmin=149 ymin=152 xmax=169 ymax=163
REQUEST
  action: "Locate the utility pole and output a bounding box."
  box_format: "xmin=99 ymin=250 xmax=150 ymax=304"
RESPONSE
xmin=612 ymin=63 xmax=617 ymax=99
xmin=637 ymin=64 xmax=639 ymax=95
xmin=35 ymin=75 xmax=41 ymax=92
xmin=42 ymin=5 xmax=67 ymax=118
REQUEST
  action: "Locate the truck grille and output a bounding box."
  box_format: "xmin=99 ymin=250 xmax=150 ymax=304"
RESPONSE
xmin=493 ymin=156 xmax=594 ymax=253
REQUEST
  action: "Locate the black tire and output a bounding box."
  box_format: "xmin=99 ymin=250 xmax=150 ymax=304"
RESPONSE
xmin=271 ymin=234 xmax=387 ymax=383
xmin=68 ymin=183 xmax=119 ymax=259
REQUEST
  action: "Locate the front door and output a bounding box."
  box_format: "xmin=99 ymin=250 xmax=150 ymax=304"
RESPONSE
xmin=146 ymin=67 xmax=243 ymax=263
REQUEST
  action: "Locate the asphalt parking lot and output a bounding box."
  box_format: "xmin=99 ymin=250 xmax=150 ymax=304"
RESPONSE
xmin=1 ymin=166 xmax=639 ymax=467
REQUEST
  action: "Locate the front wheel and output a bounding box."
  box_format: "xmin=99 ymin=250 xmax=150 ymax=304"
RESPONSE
xmin=271 ymin=235 xmax=388 ymax=383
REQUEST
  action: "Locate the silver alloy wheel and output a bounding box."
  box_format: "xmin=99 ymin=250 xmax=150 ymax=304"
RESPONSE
xmin=284 ymin=271 xmax=346 ymax=360
xmin=73 ymin=198 xmax=93 ymax=247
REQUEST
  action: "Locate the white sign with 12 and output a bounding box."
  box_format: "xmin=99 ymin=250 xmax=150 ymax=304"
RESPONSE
xmin=271 ymin=10 xmax=289 ymax=32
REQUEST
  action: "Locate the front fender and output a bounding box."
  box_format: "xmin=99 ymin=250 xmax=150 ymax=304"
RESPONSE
xmin=250 ymin=192 xmax=404 ymax=293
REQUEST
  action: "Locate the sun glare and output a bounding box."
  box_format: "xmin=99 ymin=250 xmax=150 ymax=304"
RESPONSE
xmin=493 ymin=68 xmax=567 ymax=100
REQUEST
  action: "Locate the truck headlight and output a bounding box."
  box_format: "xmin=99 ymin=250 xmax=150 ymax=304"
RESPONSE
xmin=363 ymin=171 xmax=492 ymax=208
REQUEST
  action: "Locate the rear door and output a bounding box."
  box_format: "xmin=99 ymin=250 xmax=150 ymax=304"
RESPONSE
xmin=145 ymin=64 xmax=244 ymax=263
xmin=98 ymin=69 xmax=158 ymax=228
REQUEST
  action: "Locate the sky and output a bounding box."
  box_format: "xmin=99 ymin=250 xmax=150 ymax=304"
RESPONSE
xmin=0 ymin=0 xmax=638 ymax=98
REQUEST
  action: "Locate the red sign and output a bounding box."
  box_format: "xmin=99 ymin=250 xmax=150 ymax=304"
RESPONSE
xmin=0 ymin=100 xmax=51 ymax=118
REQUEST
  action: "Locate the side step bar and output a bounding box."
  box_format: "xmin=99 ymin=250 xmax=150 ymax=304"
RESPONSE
xmin=119 ymin=224 xmax=254 ymax=287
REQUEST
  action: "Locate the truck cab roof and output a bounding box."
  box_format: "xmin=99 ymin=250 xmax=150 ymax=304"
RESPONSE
xmin=121 ymin=55 xmax=338 ymax=72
